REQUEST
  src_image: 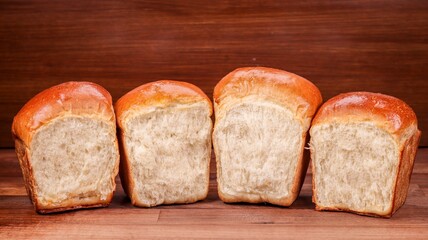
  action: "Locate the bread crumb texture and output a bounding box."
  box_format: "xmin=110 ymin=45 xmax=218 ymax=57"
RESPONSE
xmin=31 ymin=116 xmax=118 ymax=207
xmin=214 ymin=100 xmax=302 ymax=202
xmin=124 ymin=103 xmax=212 ymax=206
xmin=311 ymin=122 xmax=397 ymax=215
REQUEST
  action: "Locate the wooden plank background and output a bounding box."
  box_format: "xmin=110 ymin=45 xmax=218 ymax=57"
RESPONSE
xmin=1 ymin=0 xmax=427 ymax=147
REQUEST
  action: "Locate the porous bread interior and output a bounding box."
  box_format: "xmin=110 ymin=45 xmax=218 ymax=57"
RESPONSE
xmin=311 ymin=122 xmax=398 ymax=214
xmin=30 ymin=116 xmax=118 ymax=207
xmin=214 ymin=100 xmax=303 ymax=202
xmin=124 ymin=103 xmax=211 ymax=206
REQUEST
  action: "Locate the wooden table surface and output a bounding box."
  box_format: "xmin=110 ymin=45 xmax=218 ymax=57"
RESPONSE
xmin=1 ymin=149 xmax=427 ymax=239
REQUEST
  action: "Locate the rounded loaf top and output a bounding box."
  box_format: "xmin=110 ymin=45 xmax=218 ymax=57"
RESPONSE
xmin=12 ymin=81 xmax=115 ymax=145
xmin=312 ymin=91 xmax=418 ymax=135
xmin=115 ymin=80 xmax=212 ymax=127
xmin=214 ymin=67 xmax=323 ymax=126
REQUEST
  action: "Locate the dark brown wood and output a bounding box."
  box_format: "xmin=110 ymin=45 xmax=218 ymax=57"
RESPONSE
xmin=1 ymin=149 xmax=428 ymax=239
xmin=1 ymin=0 xmax=428 ymax=147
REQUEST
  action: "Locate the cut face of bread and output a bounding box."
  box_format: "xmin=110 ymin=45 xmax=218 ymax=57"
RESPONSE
xmin=12 ymin=81 xmax=119 ymax=213
xmin=213 ymin=67 xmax=322 ymax=206
xmin=310 ymin=91 xmax=420 ymax=217
xmin=311 ymin=122 xmax=398 ymax=215
xmin=30 ymin=116 xmax=119 ymax=210
xmin=122 ymin=103 xmax=212 ymax=207
xmin=214 ymin=99 xmax=303 ymax=204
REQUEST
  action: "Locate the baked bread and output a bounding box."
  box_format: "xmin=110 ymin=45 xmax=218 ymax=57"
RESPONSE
xmin=12 ymin=82 xmax=120 ymax=214
xmin=310 ymin=92 xmax=421 ymax=217
xmin=213 ymin=67 xmax=322 ymax=206
xmin=115 ymin=80 xmax=213 ymax=207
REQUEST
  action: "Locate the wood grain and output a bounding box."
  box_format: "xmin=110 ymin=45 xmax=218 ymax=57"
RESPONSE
xmin=1 ymin=149 xmax=428 ymax=239
xmin=1 ymin=0 xmax=428 ymax=147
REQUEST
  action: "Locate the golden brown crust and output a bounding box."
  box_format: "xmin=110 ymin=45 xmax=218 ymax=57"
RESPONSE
xmin=117 ymin=129 xmax=136 ymax=205
xmin=214 ymin=67 xmax=322 ymax=207
xmin=314 ymin=205 xmax=393 ymax=218
xmin=291 ymin=134 xmax=311 ymax=204
xmin=11 ymin=81 xmax=118 ymax=214
xmin=13 ymin=139 xmax=37 ymax=205
xmin=35 ymin=195 xmax=113 ymax=214
xmin=37 ymin=204 xmax=109 ymax=214
xmin=391 ymin=130 xmax=421 ymax=216
xmin=312 ymin=92 xmax=418 ymax=137
xmin=12 ymin=81 xmax=115 ymax=146
xmin=115 ymin=80 xmax=212 ymax=207
xmin=311 ymin=92 xmax=420 ymax=217
xmin=115 ymin=80 xmax=213 ymax=130
xmin=213 ymin=67 xmax=322 ymax=128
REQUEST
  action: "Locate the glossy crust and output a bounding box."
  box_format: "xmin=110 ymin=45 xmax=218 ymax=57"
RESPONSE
xmin=115 ymin=80 xmax=213 ymax=130
xmin=214 ymin=67 xmax=322 ymax=129
xmin=12 ymin=82 xmax=115 ymax=145
xmin=115 ymin=80 xmax=213 ymax=207
xmin=312 ymin=92 xmax=418 ymax=143
xmin=311 ymin=92 xmax=421 ymax=217
xmin=213 ymin=67 xmax=322 ymax=206
xmin=12 ymin=81 xmax=119 ymax=214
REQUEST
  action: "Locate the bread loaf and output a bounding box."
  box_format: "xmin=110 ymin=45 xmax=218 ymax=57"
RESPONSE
xmin=12 ymin=82 xmax=120 ymax=214
xmin=310 ymin=92 xmax=421 ymax=217
xmin=115 ymin=80 xmax=213 ymax=207
xmin=213 ymin=67 xmax=322 ymax=206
